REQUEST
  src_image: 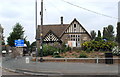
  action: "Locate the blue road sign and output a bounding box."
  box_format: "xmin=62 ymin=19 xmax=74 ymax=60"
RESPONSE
xmin=15 ymin=40 xmax=24 ymax=47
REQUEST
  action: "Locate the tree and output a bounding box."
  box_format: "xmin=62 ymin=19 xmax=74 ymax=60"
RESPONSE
xmin=95 ymin=30 xmax=101 ymax=41
xmin=25 ymin=40 xmax=30 ymax=48
xmin=30 ymin=41 xmax=36 ymax=52
xmin=98 ymin=30 xmax=101 ymax=37
xmin=7 ymin=23 xmax=24 ymax=47
xmin=107 ymin=25 xmax=114 ymax=41
xmin=103 ymin=27 xmax=108 ymax=40
xmin=117 ymin=22 xmax=120 ymax=46
xmin=103 ymin=25 xmax=114 ymax=41
xmin=90 ymin=30 xmax=96 ymax=40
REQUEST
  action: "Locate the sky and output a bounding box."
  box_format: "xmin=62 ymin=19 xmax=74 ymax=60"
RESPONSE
xmin=0 ymin=0 xmax=119 ymax=44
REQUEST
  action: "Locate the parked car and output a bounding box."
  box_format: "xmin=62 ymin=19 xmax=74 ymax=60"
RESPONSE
xmin=2 ymin=50 xmax=6 ymax=57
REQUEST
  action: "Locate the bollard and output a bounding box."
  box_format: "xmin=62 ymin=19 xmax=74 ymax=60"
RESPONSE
xmin=26 ymin=57 xmax=29 ymax=63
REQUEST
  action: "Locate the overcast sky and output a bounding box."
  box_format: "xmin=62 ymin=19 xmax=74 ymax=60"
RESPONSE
xmin=0 ymin=0 xmax=119 ymax=44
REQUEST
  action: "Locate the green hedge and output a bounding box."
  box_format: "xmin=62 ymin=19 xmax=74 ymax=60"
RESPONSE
xmin=82 ymin=40 xmax=117 ymax=51
xmin=38 ymin=44 xmax=59 ymax=56
xmin=38 ymin=43 xmax=71 ymax=57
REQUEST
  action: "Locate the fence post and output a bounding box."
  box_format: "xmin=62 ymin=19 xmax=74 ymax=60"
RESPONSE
xmin=65 ymin=58 xmax=67 ymax=62
xmin=96 ymin=56 xmax=99 ymax=64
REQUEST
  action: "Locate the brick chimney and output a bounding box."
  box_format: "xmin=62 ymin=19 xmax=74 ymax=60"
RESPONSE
xmin=61 ymin=16 xmax=63 ymax=25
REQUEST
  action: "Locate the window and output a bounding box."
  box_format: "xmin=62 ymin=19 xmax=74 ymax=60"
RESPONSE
xmin=73 ymin=39 xmax=75 ymax=41
xmin=74 ymin=24 xmax=77 ymax=32
xmin=68 ymin=34 xmax=81 ymax=47
xmin=74 ymin=24 xmax=76 ymax=28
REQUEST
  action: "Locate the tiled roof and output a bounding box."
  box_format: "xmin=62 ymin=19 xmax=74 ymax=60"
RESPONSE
xmin=39 ymin=24 xmax=69 ymax=38
xmin=38 ymin=18 xmax=91 ymax=39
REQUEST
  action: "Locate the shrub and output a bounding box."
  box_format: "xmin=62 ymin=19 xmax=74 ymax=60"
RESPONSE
xmin=82 ymin=40 xmax=117 ymax=51
xmin=61 ymin=42 xmax=71 ymax=52
xmin=79 ymin=53 xmax=88 ymax=58
xmin=86 ymin=48 xmax=91 ymax=53
xmin=75 ymin=50 xmax=80 ymax=53
xmin=38 ymin=44 xmax=59 ymax=56
xmin=38 ymin=43 xmax=71 ymax=57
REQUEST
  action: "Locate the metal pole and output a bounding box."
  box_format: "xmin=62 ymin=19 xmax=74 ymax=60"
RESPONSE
xmin=35 ymin=0 xmax=38 ymax=62
xmin=40 ymin=0 xmax=43 ymax=62
xmin=35 ymin=0 xmax=37 ymax=29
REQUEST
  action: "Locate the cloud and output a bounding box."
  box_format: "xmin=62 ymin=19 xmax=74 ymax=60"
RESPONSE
xmin=0 ymin=0 xmax=118 ymax=44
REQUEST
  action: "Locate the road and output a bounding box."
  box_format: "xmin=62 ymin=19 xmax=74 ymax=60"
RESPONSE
xmin=0 ymin=55 xmax=24 ymax=76
xmin=2 ymin=56 xmax=119 ymax=75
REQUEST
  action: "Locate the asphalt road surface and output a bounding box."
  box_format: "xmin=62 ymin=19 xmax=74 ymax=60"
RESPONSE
xmin=0 ymin=55 xmax=24 ymax=76
xmin=2 ymin=56 xmax=119 ymax=75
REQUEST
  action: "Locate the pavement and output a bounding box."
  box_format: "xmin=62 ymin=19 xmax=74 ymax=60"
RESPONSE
xmin=2 ymin=56 xmax=119 ymax=76
xmin=0 ymin=67 xmax=24 ymax=75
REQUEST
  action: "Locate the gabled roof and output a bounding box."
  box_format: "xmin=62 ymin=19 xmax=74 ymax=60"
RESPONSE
xmin=41 ymin=24 xmax=69 ymax=37
xmin=39 ymin=18 xmax=91 ymax=39
xmin=43 ymin=30 xmax=61 ymax=42
xmin=60 ymin=18 xmax=91 ymax=38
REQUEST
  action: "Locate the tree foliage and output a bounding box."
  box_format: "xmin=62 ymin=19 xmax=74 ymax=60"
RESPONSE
xmin=30 ymin=41 xmax=36 ymax=52
xmin=42 ymin=44 xmax=59 ymax=56
xmin=103 ymin=27 xmax=107 ymax=40
xmin=82 ymin=25 xmax=116 ymax=52
xmin=38 ymin=43 xmax=71 ymax=57
xmin=7 ymin=23 xmax=24 ymax=47
xmin=90 ymin=30 xmax=96 ymax=40
xmin=117 ymin=22 xmax=120 ymax=46
xmin=95 ymin=30 xmax=102 ymax=41
xmin=82 ymin=40 xmax=117 ymax=51
xmin=98 ymin=30 xmax=101 ymax=37
xmin=103 ymin=25 xmax=114 ymax=41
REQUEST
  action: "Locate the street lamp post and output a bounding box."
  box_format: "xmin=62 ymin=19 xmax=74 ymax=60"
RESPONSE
xmin=35 ymin=0 xmax=43 ymax=62
xmin=40 ymin=0 xmax=43 ymax=62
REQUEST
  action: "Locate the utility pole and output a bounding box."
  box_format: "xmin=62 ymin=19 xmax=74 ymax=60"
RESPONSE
xmin=40 ymin=0 xmax=43 ymax=62
xmin=35 ymin=0 xmax=38 ymax=62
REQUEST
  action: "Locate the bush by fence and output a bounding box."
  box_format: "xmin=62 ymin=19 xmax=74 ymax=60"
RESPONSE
xmin=82 ymin=40 xmax=117 ymax=51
